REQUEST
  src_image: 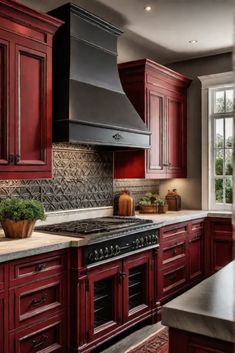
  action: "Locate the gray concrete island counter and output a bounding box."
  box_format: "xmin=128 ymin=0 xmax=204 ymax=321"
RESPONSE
xmin=162 ymin=261 xmax=234 ymax=352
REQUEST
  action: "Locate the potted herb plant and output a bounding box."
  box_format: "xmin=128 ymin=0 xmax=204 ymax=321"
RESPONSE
xmin=0 ymin=198 xmax=46 ymax=239
xmin=139 ymin=192 xmax=158 ymax=213
xmin=156 ymin=198 xmax=168 ymax=214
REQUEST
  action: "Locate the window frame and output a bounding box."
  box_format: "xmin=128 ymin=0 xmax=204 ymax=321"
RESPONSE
xmin=199 ymin=72 xmax=234 ymax=211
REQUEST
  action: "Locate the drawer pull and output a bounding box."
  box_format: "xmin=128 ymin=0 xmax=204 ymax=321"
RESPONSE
xmin=35 ymin=263 xmax=46 ymax=272
xmin=31 ymin=292 xmax=47 ymax=306
xmin=172 ymin=247 xmax=177 ymax=255
xmin=168 ymin=273 xmax=177 ymax=281
xmin=30 ymin=334 xmax=48 ymax=349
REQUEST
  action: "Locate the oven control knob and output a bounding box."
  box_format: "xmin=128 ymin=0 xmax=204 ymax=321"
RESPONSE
xmin=94 ymin=250 xmax=99 ymax=261
xmin=152 ymin=234 xmax=157 ymax=243
xmin=140 ymin=237 xmax=144 ymax=246
xmin=145 ymin=236 xmax=149 ymax=245
xmin=88 ymin=252 xmax=94 ymax=262
xmin=110 ymin=246 xmax=114 ymax=255
xmin=135 ymin=238 xmax=140 ymax=248
xmin=148 ymin=235 xmax=152 ymax=243
xmin=115 ymin=245 xmax=120 ymax=255
xmin=104 ymin=247 xmax=109 ymax=258
xmin=99 ymin=249 xmax=104 ymax=259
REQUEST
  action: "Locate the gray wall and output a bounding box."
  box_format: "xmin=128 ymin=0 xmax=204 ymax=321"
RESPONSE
xmin=159 ymin=52 xmax=233 ymax=209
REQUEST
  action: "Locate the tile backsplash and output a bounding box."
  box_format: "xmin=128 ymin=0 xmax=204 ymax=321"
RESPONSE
xmin=0 ymin=144 xmax=159 ymax=212
xmin=0 ymin=144 xmax=113 ymax=211
xmin=113 ymin=178 xmax=159 ymax=212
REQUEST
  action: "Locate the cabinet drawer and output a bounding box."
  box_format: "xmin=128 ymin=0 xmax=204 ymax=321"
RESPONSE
xmin=9 ymin=251 xmax=67 ymax=286
xmin=9 ymin=314 xmax=67 ymax=353
xmin=188 ymin=231 xmax=203 ymax=243
xmin=191 ymin=219 xmax=204 ymax=232
xmin=161 ymin=223 xmax=188 ymax=243
xmin=162 ymin=261 xmax=187 ymax=299
xmin=162 ymin=239 xmax=186 ymax=265
xmin=10 ymin=275 xmax=66 ymax=329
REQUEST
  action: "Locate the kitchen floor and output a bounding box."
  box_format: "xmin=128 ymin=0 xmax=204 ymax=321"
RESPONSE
xmin=93 ymin=321 xmax=163 ymax=353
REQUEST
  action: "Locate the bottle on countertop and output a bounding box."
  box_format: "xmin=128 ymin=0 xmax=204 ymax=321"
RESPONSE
xmin=165 ymin=189 xmax=181 ymax=211
xmin=118 ymin=190 xmax=135 ymax=216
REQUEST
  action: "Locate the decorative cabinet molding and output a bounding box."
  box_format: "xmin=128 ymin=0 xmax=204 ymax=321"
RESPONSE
xmin=114 ymin=59 xmax=191 ymax=179
xmin=0 ymin=0 xmax=62 ymax=179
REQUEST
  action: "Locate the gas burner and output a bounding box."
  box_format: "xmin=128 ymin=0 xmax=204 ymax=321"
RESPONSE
xmin=37 ymin=217 xmax=153 ymax=236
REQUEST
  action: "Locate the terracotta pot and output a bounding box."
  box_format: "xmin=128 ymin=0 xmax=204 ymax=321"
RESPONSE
xmin=0 ymin=219 xmax=36 ymax=238
xmin=139 ymin=205 xmax=158 ymax=214
xmin=158 ymin=205 xmax=168 ymax=214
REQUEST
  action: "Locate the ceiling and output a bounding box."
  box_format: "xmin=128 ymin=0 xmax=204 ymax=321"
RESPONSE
xmin=19 ymin=0 xmax=233 ymax=64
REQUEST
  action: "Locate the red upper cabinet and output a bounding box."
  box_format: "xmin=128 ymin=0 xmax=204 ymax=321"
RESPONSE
xmin=0 ymin=0 xmax=62 ymax=179
xmin=114 ymin=59 xmax=191 ymax=179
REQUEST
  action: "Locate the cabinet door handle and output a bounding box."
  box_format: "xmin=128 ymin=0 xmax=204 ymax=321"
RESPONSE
xmin=15 ymin=154 xmax=20 ymax=163
xmin=8 ymin=154 xmax=14 ymax=164
xmin=119 ymin=271 xmax=126 ymax=277
xmin=35 ymin=263 xmax=46 ymax=272
xmin=30 ymin=334 xmax=48 ymax=348
xmin=31 ymin=292 xmax=47 ymax=306
xmin=118 ymin=271 xmax=126 ymax=281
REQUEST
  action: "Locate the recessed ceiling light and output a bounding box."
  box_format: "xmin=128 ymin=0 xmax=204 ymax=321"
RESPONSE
xmin=189 ymin=39 xmax=198 ymax=44
xmin=144 ymin=5 xmax=152 ymax=11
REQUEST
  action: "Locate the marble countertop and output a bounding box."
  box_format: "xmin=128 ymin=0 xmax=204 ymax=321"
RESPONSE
xmin=0 ymin=230 xmax=87 ymax=263
xmin=135 ymin=210 xmax=209 ymax=226
xmin=162 ymin=261 xmax=235 ymax=343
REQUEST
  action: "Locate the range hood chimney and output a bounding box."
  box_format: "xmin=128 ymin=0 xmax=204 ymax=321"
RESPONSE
xmin=49 ymin=3 xmax=151 ymax=148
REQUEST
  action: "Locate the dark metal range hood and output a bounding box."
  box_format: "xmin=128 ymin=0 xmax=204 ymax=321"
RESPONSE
xmin=49 ymin=3 xmax=151 ymax=149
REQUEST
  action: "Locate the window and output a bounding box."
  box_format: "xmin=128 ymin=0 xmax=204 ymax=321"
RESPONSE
xmin=199 ymin=72 xmax=234 ymax=211
xmin=210 ymin=87 xmax=233 ymax=210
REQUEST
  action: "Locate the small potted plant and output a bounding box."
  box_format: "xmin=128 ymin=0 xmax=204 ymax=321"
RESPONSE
xmin=0 ymin=198 xmax=46 ymax=239
xmin=139 ymin=192 xmax=158 ymax=214
xmin=156 ymin=198 xmax=168 ymax=214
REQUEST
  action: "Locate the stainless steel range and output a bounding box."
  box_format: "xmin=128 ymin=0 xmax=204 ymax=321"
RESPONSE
xmin=37 ymin=217 xmax=159 ymax=266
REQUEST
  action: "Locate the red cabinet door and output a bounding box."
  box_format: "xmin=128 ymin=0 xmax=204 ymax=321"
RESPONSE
xmin=122 ymin=251 xmax=153 ymax=322
xmin=209 ymin=218 xmax=233 ymax=273
xmin=0 ymin=35 xmax=10 ymax=166
xmin=14 ymin=42 xmax=50 ymax=171
xmin=166 ymin=93 xmax=186 ymax=177
xmin=145 ymin=89 xmax=167 ymax=178
xmin=188 ymin=231 xmax=204 ymax=283
xmin=86 ymin=261 xmax=122 ymax=342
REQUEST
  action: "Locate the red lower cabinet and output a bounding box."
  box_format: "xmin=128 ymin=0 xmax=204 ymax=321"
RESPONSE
xmin=7 ymin=250 xmax=69 ymax=353
xmin=0 ymin=291 xmax=5 ymax=353
xmin=9 ymin=314 xmax=67 ymax=353
xmin=206 ymin=218 xmax=233 ymax=274
xmin=75 ymin=250 xmax=154 ymax=352
xmin=169 ymin=328 xmax=233 ymax=353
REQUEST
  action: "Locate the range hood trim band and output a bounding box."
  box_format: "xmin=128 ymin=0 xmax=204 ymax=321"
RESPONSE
xmin=57 ymin=119 xmax=151 ymax=135
xmin=69 ymin=3 xmax=123 ymax=36
xmin=71 ymin=34 xmax=118 ymax=57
